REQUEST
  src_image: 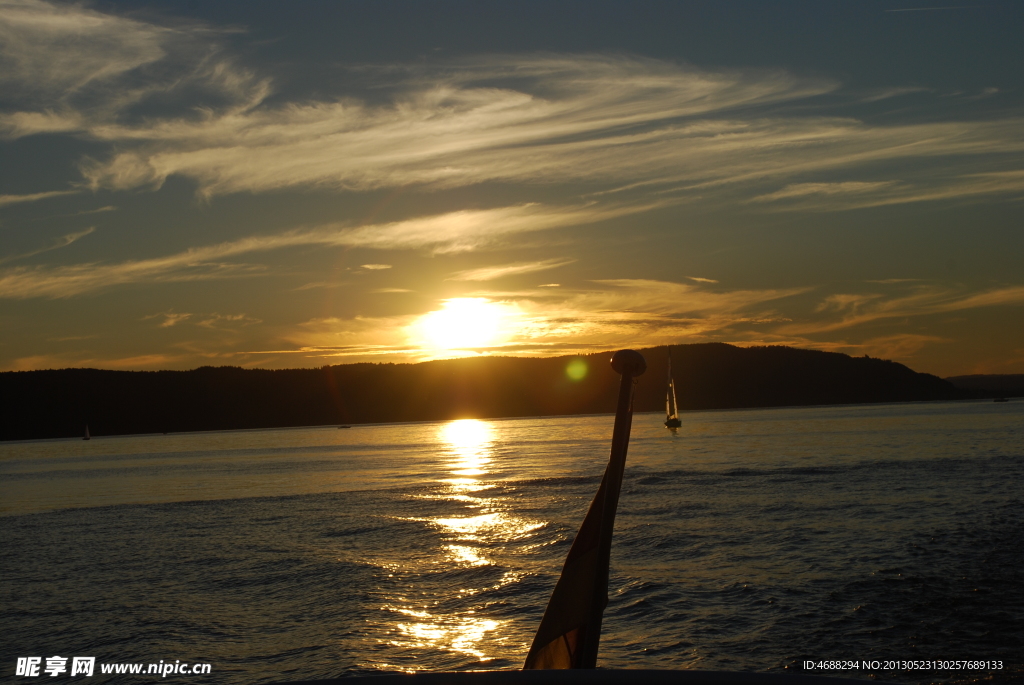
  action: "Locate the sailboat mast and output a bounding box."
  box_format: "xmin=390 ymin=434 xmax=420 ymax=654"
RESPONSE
xmin=665 ymin=353 xmax=670 ymax=417
xmin=666 ymin=352 xmax=677 ymax=419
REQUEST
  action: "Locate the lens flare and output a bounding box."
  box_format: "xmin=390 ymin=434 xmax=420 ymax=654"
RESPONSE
xmin=566 ymin=358 xmax=588 ymax=381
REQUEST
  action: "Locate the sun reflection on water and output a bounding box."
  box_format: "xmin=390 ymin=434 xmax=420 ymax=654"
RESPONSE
xmin=372 ymin=418 xmax=543 ymax=665
xmin=441 ymin=419 xmax=493 ymax=476
xmin=446 ymin=544 xmax=489 ymax=567
xmin=387 ymin=604 xmax=502 ymax=659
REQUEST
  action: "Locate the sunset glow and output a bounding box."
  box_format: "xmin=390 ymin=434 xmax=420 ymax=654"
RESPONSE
xmin=0 ymin=2 xmax=1021 ymax=376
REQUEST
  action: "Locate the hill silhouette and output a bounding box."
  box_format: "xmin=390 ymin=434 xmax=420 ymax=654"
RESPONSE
xmin=0 ymin=343 xmax=965 ymax=441
xmin=946 ymin=374 xmax=1024 ymax=398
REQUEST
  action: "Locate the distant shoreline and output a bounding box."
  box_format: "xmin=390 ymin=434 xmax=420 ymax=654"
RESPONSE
xmin=3 ymin=398 xmax=1018 ymax=447
xmin=2 ymin=343 xmax=989 ymax=441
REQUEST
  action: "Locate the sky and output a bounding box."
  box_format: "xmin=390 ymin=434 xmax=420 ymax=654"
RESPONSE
xmin=1 ymin=0 xmax=1022 ymax=377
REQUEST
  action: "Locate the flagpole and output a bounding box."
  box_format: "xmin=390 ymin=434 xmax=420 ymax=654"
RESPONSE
xmin=579 ymin=349 xmax=646 ymax=666
xmin=524 ymin=349 xmax=646 ymax=669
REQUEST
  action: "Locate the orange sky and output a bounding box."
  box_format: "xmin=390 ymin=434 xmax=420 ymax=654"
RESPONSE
xmin=1 ymin=1 xmax=1022 ymax=377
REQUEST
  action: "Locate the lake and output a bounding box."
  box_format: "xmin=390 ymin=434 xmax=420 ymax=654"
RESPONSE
xmin=1 ymin=400 xmax=1022 ymax=683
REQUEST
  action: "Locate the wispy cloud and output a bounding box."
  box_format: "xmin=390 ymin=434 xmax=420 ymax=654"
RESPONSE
xmin=751 ymin=171 xmax=1024 ymax=211
xmin=565 ymin=279 xmax=807 ymax=321
xmin=859 ymin=333 xmax=949 ymax=359
xmin=0 ymin=258 xmax=260 ymax=300
xmin=447 ymin=258 xmax=575 ymax=282
xmin=9 ymin=352 xmax=183 ymax=371
xmin=196 ymin=313 xmax=261 ymax=329
xmin=63 ymin=55 xmax=835 ymax=197
xmin=0 ymin=0 xmax=168 ymax=102
xmin=3 ymin=2 xmax=1023 ymax=212
xmin=782 ymin=282 xmax=1024 ymax=335
xmin=751 ymin=181 xmax=898 ymax=203
xmin=359 ymin=264 xmax=392 ymax=270
xmin=311 ymin=202 xmax=652 ymax=254
xmin=0 ymin=0 xmax=265 ymax=139
xmin=74 ymin=205 xmax=117 ymax=215
xmin=857 ymin=86 xmax=930 ymax=103
xmin=143 ymin=310 xmax=192 ymax=328
xmin=0 ymin=190 xmax=78 ymax=207
xmin=0 ymin=203 xmax=635 ymax=298
xmin=142 ymin=309 xmax=259 ymax=330
xmin=0 ymin=226 xmax=94 ymax=264
xmin=74 ymin=90 xmax=1024 ymax=208
xmin=292 ymin=280 xmax=346 ymax=291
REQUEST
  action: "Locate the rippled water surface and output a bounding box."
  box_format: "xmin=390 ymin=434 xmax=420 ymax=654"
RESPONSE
xmin=2 ymin=401 xmax=1022 ymax=683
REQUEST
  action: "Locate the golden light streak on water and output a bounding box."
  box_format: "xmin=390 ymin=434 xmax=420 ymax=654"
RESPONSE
xmin=389 ymin=605 xmax=503 ymax=660
xmin=446 ymin=544 xmax=489 ymax=567
xmin=440 ymin=419 xmax=494 ymax=474
xmin=375 ymin=418 xmax=540 ymax=663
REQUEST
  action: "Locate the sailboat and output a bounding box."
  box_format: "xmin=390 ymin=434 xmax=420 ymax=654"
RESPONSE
xmin=665 ymin=351 xmax=682 ymax=428
xmin=83 ymin=424 xmax=91 ymax=441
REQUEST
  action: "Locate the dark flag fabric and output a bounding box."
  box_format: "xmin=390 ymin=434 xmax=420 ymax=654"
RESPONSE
xmin=521 ymin=472 xmax=620 ymax=668
xmin=523 ymin=350 xmax=644 ymax=669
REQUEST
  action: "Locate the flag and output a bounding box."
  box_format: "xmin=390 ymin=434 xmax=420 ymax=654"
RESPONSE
xmin=523 ymin=350 xmax=644 ymax=669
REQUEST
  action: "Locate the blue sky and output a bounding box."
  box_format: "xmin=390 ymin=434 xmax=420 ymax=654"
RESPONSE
xmin=1 ymin=0 xmax=1022 ymax=375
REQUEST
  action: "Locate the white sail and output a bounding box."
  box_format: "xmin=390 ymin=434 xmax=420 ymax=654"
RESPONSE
xmin=667 ymin=377 xmax=679 ymax=420
xmin=666 ymin=355 xmax=678 ymax=420
xmin=665 ymin=352 xmax=681 ymax=427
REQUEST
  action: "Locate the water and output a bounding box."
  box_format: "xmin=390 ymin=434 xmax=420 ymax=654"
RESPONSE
xmin=1 ymin=401 xmax=1022 ymax=684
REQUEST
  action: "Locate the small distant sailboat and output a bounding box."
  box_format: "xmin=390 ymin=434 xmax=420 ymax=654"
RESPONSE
xmin=83 ymin=424 xmax=91 ymax=441
xmin=665 ymin=351 xmax=682 ymax=429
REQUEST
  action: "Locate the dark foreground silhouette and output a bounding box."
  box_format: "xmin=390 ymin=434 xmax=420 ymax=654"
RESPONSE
xmin=1 ymin=343 xmax=966 ymax=441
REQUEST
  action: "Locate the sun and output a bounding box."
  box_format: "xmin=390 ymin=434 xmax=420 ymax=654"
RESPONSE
xmin=416 ymin=298 xmax=504 ymax=351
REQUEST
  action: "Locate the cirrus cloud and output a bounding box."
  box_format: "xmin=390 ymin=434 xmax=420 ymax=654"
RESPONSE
xmin=3 ymin=1 xmax=1023 ymax=213
xmin=0 ymin=202 xmax=649 ymax=299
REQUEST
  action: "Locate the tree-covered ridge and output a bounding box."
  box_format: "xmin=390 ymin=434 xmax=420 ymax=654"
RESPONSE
xmin=1 ymin=344 xmax=966 ymax=441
